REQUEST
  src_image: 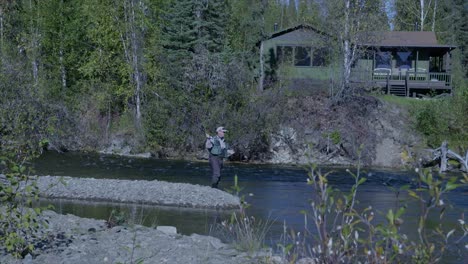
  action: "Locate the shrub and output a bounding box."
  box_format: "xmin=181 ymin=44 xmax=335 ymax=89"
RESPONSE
xmin=0 ymin=158 xmax=45 ymax=258
xmin=414 ymin=102 xmax=448 ymax=147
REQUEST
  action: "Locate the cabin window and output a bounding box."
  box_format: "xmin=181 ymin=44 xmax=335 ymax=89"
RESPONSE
xmin=295 ymin=46 xmax=311 ymax=66
xmin=277 ymin=46 xmax=293 ymax=64
xmin=276 ymin=45 xmax=327 ymax=67
xmin=395 ymin=51 xmax=412 ymax=70
xmin=375 ymin=51 xmax=391 ymax=69
xmin=312 ymin=48 xmax=328 ymax=67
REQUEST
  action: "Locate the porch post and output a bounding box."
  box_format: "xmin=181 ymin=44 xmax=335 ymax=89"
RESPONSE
xmin=415 ymin=50 xmax=419 ymax=73
xmin=372 ymin=50 xmax=376 ymax=81
xmin=372 ymin=50 xmax=375 ymax=70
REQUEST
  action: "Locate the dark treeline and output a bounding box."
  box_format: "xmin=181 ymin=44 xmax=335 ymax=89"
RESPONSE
xmin=0 ymin=0 xmax=467 ymax=159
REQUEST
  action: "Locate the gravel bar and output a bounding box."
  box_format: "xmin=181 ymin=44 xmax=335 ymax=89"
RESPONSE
xmin=36 ymin=176 xmax=241 ymax=210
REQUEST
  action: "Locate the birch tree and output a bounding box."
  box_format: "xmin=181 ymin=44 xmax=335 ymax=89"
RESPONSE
xmin=16 ymin=0 xmax=42 ymax=88
xmin=431 ymin=0 xmax=437 ymax=32
xmin=40 ymin=0 xmax=73 ymax=97
xmin=0 ymin=2 xmax=4 ymax=50
xmin=119 ymin=0 xmax=149 ymax=128
xmin=326 ymin=0 xmax=388 ymax=100
xmin=394 ymin=0 xmax=437 ymax=31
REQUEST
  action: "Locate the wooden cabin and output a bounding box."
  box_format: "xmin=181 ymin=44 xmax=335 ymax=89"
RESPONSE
xmin=351 ymin=31 xmax=456 ymax=96
xmin=259 ymin=25 xmax=456 ymax=96
xmin=258 ymin=25 xmax=332 ymax=91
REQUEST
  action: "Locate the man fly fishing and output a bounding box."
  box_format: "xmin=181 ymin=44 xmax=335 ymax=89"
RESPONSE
xmin=205 ymin=126 xmax=233 ymax=188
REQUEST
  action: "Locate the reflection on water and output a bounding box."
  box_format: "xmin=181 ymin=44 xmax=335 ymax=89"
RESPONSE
xmin=39 ymin=198 xmax=232 ymax=236
xmin=33 ymin=151 xmax=468 ymax=263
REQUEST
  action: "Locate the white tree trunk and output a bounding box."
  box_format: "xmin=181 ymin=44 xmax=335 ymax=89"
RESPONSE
xmin=0 ymin=7 xmax=3 ymax=49
xmin=420 ymin=0 xmax=425 ymax=31
xmin=431 ymin=0 xmax=437 ymax=32
xmin=258 ymin=41 xmax=264 ymax=91
xmin=59 ymin=0 xmax=66 ymax=90
xmin=340 ymin=0 xmax=351 ymax=97
xmin=121 ymin=0 xmax=144 ymax=127
xmin=59 ymin=49 xmax=66 ymax=89
xmin=32 ymin=58 xmax=39 ymax=87
xmin=29 ymin=0 xmax=39 ymax=87
xmin=419 ymin=0 xmax=433 ymax=31
xmin=130 ymin=0 xmax=142 ymax=124
xmin=27 ymin=0 xmax=39 ymax=89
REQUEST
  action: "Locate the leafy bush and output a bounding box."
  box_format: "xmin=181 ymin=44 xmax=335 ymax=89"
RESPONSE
xmin=414 ymin=102 xmax=448 ymax=147
xmin=0 ymin=56 xmax=55 ymax=258
xmin=0 ymin=158 xmax=45 ymax=258
xmin=413 ymin=97 xmax=468 ymax=149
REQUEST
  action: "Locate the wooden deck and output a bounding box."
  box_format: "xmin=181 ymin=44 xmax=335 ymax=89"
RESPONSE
xmin=351 ymin=70 xmax=452 ymax=96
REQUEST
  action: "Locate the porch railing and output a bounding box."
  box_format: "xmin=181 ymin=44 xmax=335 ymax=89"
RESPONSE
xmin=350 ymin=69 xmax=452 ymax=87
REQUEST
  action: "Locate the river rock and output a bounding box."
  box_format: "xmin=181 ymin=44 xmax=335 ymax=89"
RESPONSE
xmin=156 ymin=226 xmax=177 ymax=235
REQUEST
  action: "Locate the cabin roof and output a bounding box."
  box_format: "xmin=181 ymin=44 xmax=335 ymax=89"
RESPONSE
xmin=267 ymin=24 xmax=328 ymax=40
xmin=360 ymin=31 xmax=456 ymax=49
xmin=262 ymin=24 xmax=456 ymax=51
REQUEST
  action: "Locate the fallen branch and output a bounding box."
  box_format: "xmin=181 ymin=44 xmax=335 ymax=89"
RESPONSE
xmin=431 ymin=141 xmax=468 ymax=173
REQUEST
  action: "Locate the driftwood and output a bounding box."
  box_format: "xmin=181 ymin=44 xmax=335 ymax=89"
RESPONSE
xmin=431 ymin=141 xmax=468 ymax=173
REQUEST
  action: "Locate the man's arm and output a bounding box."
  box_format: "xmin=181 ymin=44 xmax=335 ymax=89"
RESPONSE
xmin=205 ymin=138 xmax=213 ymax=150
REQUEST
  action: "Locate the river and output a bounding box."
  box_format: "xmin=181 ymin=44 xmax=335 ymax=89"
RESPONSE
xmin=33 ymin=151 xmax=467 ymax=263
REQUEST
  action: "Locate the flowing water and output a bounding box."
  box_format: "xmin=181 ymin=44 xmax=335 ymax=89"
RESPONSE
xmin=33 ymin=151 xmax=467 ymax=262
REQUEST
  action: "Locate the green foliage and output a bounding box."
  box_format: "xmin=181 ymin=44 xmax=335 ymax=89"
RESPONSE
xmin=106 ymin=209 xmax=128 ymax=228
xmin=226 ymin=0 xmax=264 ymax=54
xmin=0 ymin=46 xmax=62 ymax=258
xmin=0 ymin=158 xmax=45 ymax=258
xmin=225 ymin=174 xmax=243 ymax=197
xmin=378 ymin=94 xmax=421 ymax=108
xmin=412 ymin=98 xmax=468 ymax=148
xmin=323 ymin=130 xmax=341 ymax=145
xmin=405 ymin=169 xmax=468 ymax=263
xmin=379 ymin=92 xmax=468 ymax=149
xmin=414 ymin=102 xmax=449 ymax=147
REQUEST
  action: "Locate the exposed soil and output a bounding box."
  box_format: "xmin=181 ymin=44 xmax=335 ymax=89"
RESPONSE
xmin=267 ymin=95 xmax=421 ymax=167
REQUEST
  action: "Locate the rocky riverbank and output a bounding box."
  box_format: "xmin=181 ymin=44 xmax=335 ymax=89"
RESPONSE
xmin=0 ymin=210 xmax=280 ymax=264
xmin=35 ymin=176 xmax=240 ymax=210
xmin=92 ymin=96 xmax=422 ymax=169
